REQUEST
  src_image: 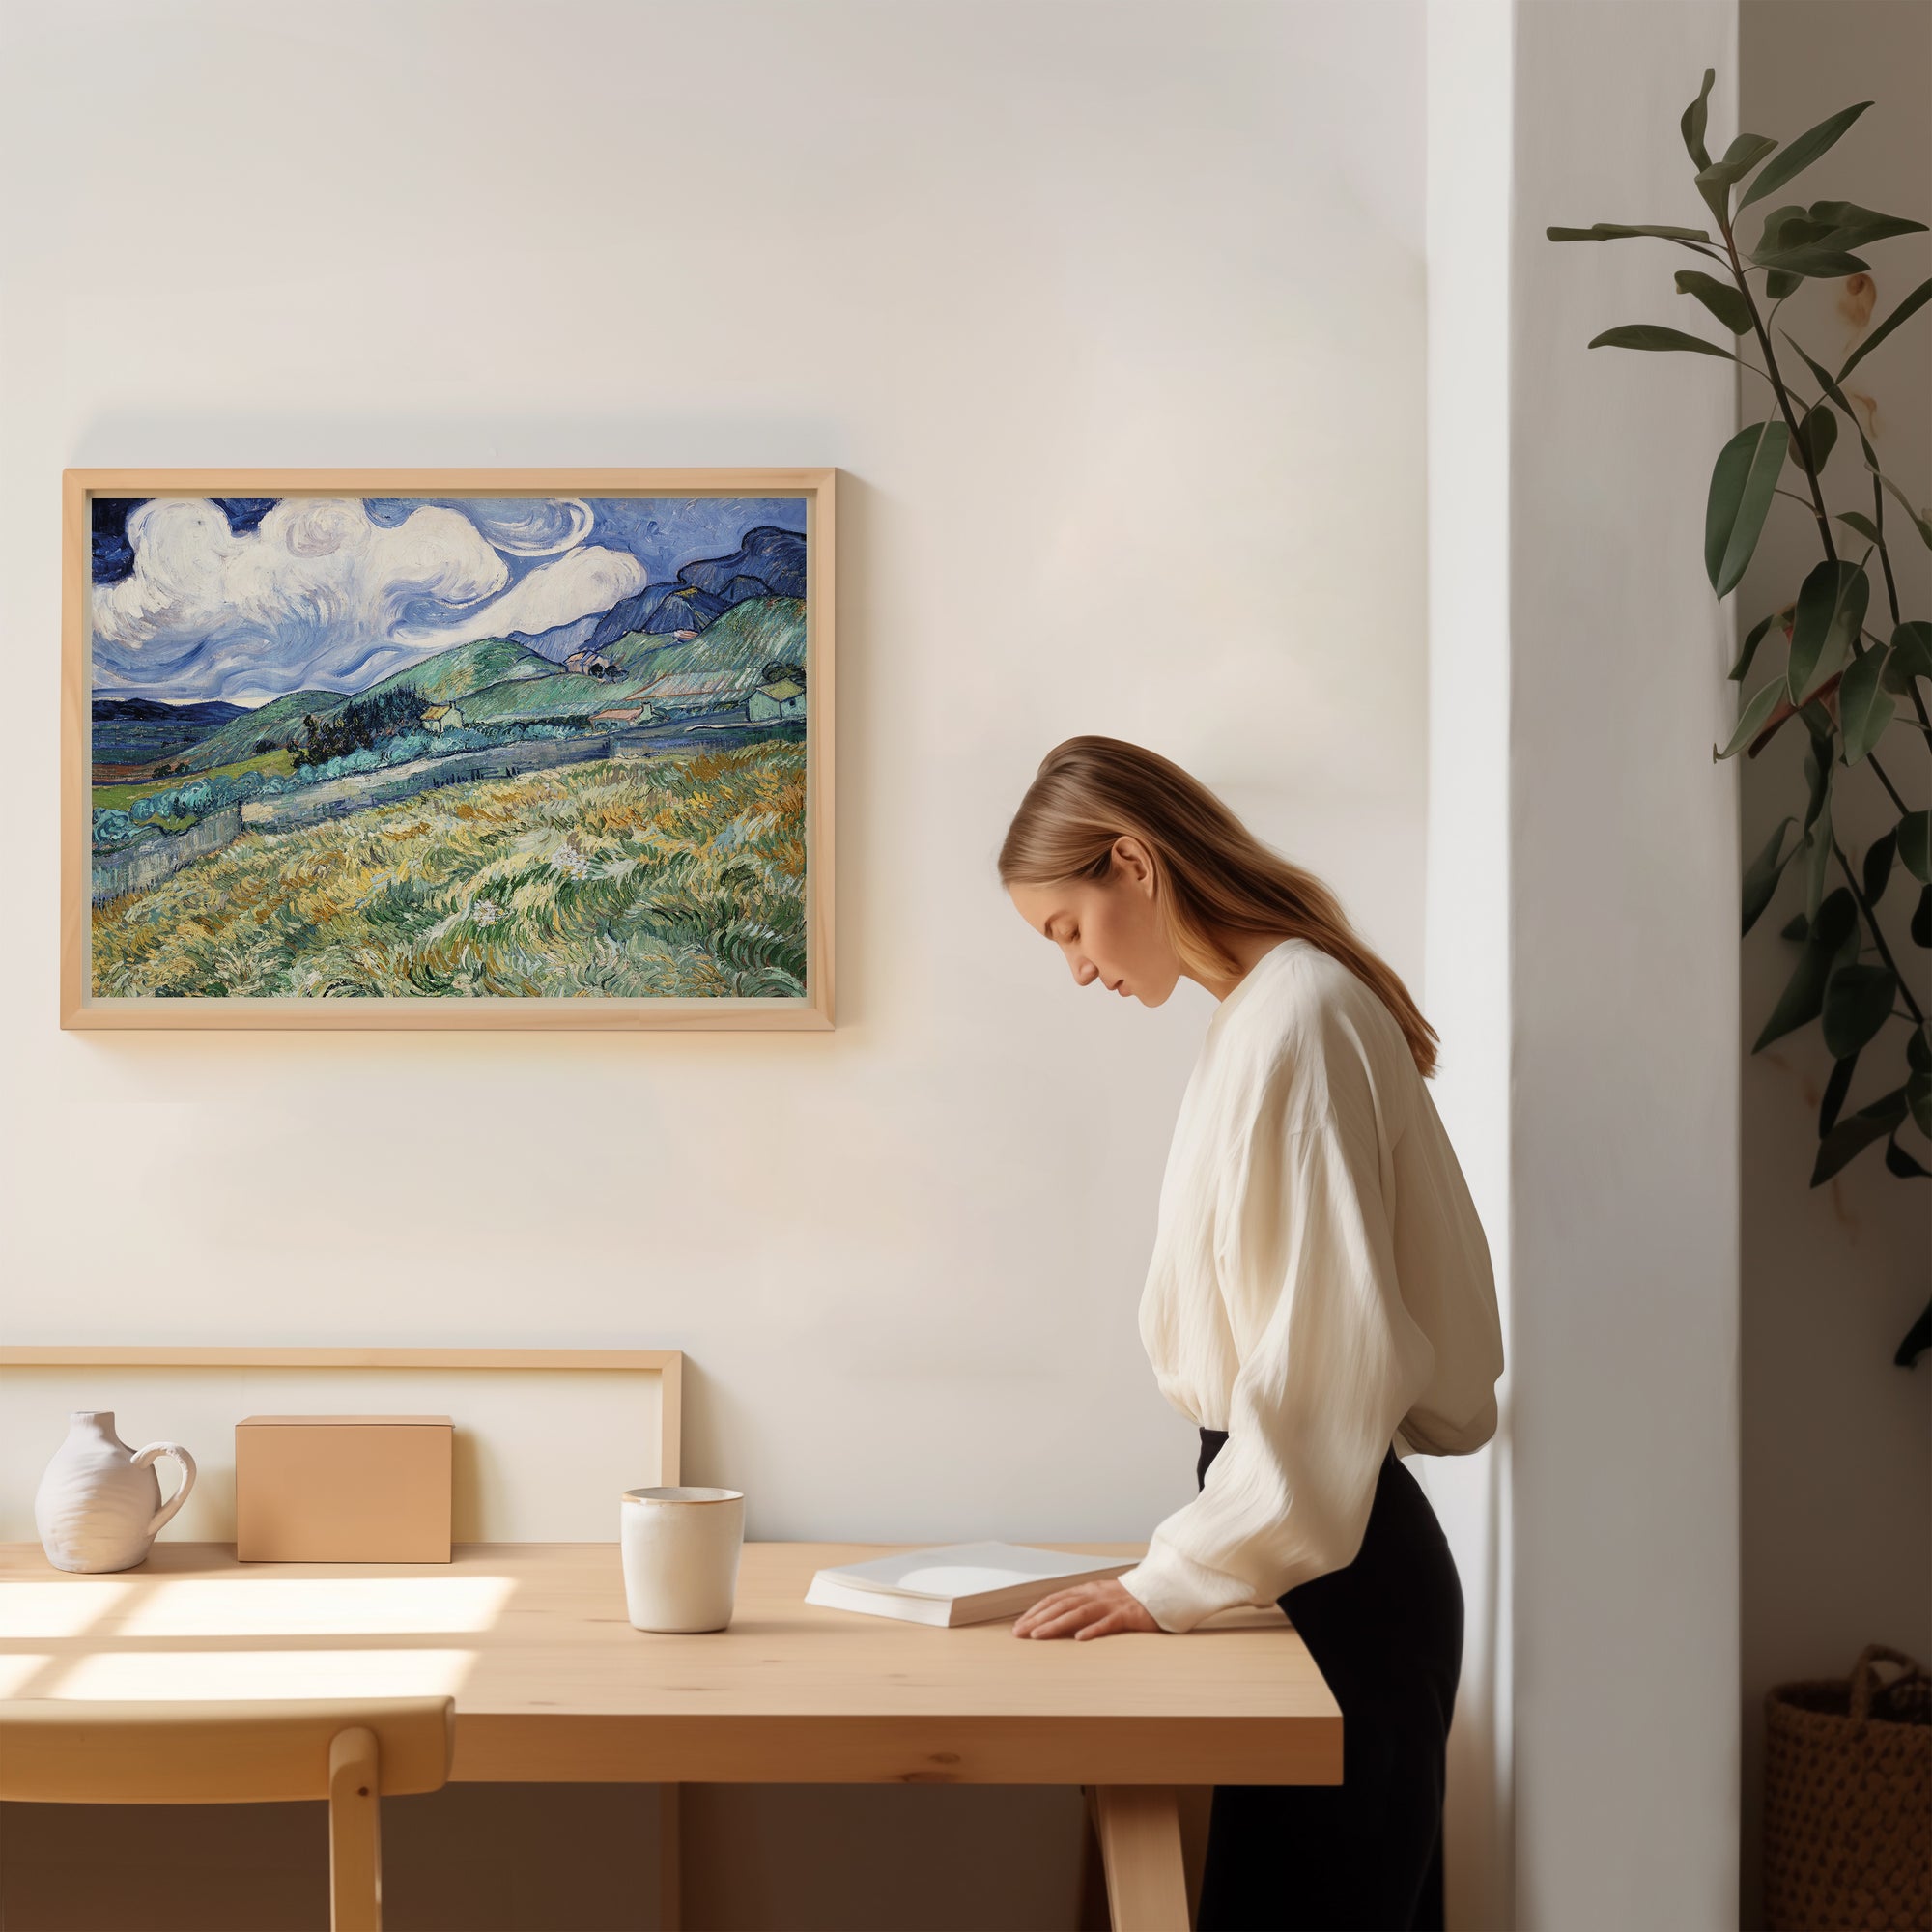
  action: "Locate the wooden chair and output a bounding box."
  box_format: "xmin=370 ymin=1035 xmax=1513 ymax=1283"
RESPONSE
xmin=0 ymin=1696 xmax=454 ymax=1932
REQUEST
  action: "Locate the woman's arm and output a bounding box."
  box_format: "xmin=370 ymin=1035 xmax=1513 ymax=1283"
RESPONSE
xmin=1116 ymin=1096 xmax=1437 ymax=1634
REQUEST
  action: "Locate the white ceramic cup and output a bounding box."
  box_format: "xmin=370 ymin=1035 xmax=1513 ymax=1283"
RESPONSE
xmin=620 ymin=1486 xmax=745 ymax=1633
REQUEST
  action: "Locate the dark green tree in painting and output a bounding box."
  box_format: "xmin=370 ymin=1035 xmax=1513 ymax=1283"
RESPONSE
xmin=1548 ymin=73 xmax=1931 ymax=1367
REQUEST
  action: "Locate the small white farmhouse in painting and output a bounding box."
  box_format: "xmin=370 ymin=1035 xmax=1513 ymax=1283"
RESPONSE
xmin=748 ymin=677 xmax=806 ymax=723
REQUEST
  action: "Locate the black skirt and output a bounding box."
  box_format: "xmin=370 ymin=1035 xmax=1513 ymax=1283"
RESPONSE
xmin=1193 ymin=1427 xmax=1463 ymax=1932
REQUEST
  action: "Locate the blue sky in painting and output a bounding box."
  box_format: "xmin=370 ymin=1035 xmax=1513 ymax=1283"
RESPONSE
xmin=91 ymin=496 xmax=808 ymax=706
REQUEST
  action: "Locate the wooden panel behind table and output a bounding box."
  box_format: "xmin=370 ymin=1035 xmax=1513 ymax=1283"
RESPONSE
xmin=0 ymin=1349 xmax=679 ymax=1544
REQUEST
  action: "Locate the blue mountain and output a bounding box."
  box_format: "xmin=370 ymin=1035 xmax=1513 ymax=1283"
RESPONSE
xmin=506 ymin=526 xmax=806 ymax=661
xmin=93 ymin=696 xmax=249 ymax=726
xmin=675 ymin=526 xmax=806 ymax=600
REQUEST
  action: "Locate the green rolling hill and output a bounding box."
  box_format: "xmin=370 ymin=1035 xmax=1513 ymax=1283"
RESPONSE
xmin=172 ymin=690 xmax=344 ymax=770
xmin=356 ymin=638 xmax=553 ymax=705
xmin=606 ymin=596 xmax=805 ymax=680
xmin=459 ymin=672 xmax=625 ymax=724
xmin=169 ymin=598 xmax=807 ymax=767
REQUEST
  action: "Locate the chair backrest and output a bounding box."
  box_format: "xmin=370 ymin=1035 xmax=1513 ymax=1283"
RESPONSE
xmin=0 ymin=1697 xmax=454 ymax=1804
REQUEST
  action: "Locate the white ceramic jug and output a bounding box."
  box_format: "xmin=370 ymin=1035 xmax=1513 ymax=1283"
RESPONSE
xmin=34 ymin=1411 xmax=197 ymax=1573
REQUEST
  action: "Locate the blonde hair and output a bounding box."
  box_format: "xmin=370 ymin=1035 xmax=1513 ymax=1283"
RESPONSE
xmin=998 ymin=735 xmax=1439 ymax=1079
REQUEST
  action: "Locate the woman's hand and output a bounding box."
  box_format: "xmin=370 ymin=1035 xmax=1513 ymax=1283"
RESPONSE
xmin=1011 ymin=1577 xmax=1163 ymax=1640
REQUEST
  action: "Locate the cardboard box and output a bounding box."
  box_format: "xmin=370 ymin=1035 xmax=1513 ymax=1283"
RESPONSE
xmin=236 ymin=1415 xmax=453 ymax=1563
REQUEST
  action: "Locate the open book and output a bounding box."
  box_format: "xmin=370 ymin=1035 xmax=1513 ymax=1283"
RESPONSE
xmin=804 ymin=1541 xmax=1136 ymax=1627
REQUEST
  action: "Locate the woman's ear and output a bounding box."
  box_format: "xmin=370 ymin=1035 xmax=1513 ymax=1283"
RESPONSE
xmin=1113 ymin=835 xmax=1156 ymax=895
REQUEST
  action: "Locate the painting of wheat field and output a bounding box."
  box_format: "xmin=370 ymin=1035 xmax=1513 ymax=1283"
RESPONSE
xmin=64 ymin=471 xmax=833 ymax=1028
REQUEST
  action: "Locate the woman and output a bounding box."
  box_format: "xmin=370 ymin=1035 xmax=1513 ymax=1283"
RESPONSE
xmin=1000 ymin=737 xmax=1503 ymax=1932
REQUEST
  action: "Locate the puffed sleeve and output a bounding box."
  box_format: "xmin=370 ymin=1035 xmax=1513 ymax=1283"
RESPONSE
xmin=1116 ymin=1080 xmax=1438 ymax=1634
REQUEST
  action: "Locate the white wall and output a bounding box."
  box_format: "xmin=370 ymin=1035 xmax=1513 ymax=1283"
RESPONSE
xmin=1735 ymin=5 xmax=1932 ymax=1925
xmin=1509 ymin=3 xmax=1742 ymax=1927
xmin=1423 ymin=3 xmax=1517 ymax=1926
xmin=0 ymin=4 xmax=1428 ymax=1925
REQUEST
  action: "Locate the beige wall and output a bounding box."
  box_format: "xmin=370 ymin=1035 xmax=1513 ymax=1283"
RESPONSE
xmin=1423 ymin=3 xmax=1516 ymax=1924
xmin=1736 ymin=4 xmax=1932 ymax=1926
xmin=0 ymin=2 xmax=1427 ymax=1924
xmin=1509 ymin=2 xmax=1744 ymax=1926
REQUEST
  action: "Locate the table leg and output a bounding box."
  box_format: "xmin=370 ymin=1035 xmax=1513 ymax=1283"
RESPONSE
xmin=1078 ymin=1788 xmax=1110 ymax=1930
xmin=660 ymin=1783 xmax=682 ymax=1931
xmin=1091 ymin=1785 xmax=1190 ymax=1931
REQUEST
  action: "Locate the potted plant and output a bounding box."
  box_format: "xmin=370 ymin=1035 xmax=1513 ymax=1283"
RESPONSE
xmin=1548 ymin=70 xmax=1929 ymax=1369
xmin=1548 ymin=74 xmax=1932 ymax=1932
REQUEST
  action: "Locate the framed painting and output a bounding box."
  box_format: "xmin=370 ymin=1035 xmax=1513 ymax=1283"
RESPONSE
xmin=62 ymin=469 xmax=834 ymax=1030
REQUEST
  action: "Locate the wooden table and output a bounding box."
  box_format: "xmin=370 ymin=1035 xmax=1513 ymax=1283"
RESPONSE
xmin=0 ymin=1541 xmax=1340 ymax=1929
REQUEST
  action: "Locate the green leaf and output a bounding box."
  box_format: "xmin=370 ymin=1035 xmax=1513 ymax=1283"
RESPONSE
xmin=1820 ymin=1052 xmax=1858 ymax=1135
xmin=1737 ymin=100 xmax=1870 ymax=211
xmin=1794 ymin=403 xmax=1837 ymax=474
xmin=1588 ymin=324 xmax=1738 ymax=360
xmin=1744 ymin=817 xmax=1798 ymax=934
xmin=1838 ymin=646 xmax=1895 ymax=763
xmin=1916 ymin=1071 xmax=1932 ymax=1142
xmin=1787 ymin=560 xmax=1869 ymax=702
xmin=1914 ymin=885 xmax=1932 ymax=948
xmin=1912 ymin=1029 xmax=1932 ymax=1076
xmin=1783 ymin=337 xmax=1901 ymax=541
xmin=1822 ymin=963 xmax=1897 ymax=1058
xmin=1781 ymin=913 xmax=1810 ymax=942
xmin=1838 ymin=275 xmax=1932 ymax=384
xmin=1836 ymin=510 xmax=1884 ymax=547
xmin=1812 ymin=1087 xmax=1907 ymax=1184
xmin=1730 ymin=611 xmax=1777 ymax=682
xmin=1694 ymin=133 xmax=1780 ymax=224
xmin=1804 ymin=792 xmax=1835 ymax=921
xmin=1876 ymin=474 xmax=1932 ymax=551
xmin=1705 ymin=421 xmax=1790 ymax=597
xmin=1784 ymin=333 xmax=1864 ymax=431
xmin=1900 ymin=810 xmax=1932 ymax=885
xmin=1546 ymin=223 xmax=1714 ymax=243
xmin=1716 ymin=678 xmax=1786 ymax=760
xmin=1752 ymin=245 xmax=1873 ymax=278
xmin=1766 ymin=270 xmax=1803 ymax=299
xmin=1801 ymin=735 xmax=1832 ymax=833
xmin=1754 ymin=205 xmax=1808 ymax=252
xmin=1673 ymin=270 xmax=1753 ymax=333
xmin=1898 ymin=1299 xmax=1932 ymax=1368
xmin=1755 ymin=888 xmax=1857 ymax=1050
xmin=1885 ymin=1136 xmax=1931 ymax=1180
xmin=1885 ymin=622 xmax=1932 ymax=693
xmin=1681 ymin=68 xmax=1716 ymax=170
xmin=1804 ymin=201 xmax=1929 ymax=249
xmin=1862 ymin=830 xmax=1896 ymax=905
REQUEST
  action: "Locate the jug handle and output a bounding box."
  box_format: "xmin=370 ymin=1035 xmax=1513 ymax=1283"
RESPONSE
xmin=132 ymin=1442 xmax=198 ymax=1538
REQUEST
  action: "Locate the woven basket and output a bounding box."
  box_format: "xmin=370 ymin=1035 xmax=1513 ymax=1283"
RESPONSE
xmin=1764 ymin=1644 xmax=1931 ymax=1931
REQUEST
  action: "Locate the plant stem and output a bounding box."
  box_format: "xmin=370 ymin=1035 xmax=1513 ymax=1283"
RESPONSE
xmin=1863 ymin=753 xmax=1912 ymax=819
xmin=1834 ymin=838 xmax=1927 ymax=1026
xmin=1719 ymin=211 xmax=1932 ymax=778
xmin=1721 ymin=222 xmax=1837 ymax=562
xmin=1872 ymin=494 xmax=1903 ymax=624
xmin=1860 ymin=483 xmax=1930 ymax=757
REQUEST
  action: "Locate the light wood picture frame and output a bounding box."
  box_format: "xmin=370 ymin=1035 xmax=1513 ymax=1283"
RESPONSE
xmin=64 ymin=469 xmax=835 ymax=1030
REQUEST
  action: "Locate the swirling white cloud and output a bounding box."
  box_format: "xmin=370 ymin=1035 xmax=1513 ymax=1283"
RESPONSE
xmin=463 ymin=498 xmax=593 ymax=554
xmin=394 ymin=543 xmax=645 ymax=649
xmin=92 ymin=497 xmax=647 ymax=704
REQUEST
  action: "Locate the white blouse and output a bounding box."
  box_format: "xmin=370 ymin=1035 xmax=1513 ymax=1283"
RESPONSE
xmin=1116 ymin=937 xmax=1504 ymax=1634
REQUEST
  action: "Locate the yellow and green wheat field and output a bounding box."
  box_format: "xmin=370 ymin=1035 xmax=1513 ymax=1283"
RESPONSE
xmin=91 ymin=742 xmax=809 ymax=1000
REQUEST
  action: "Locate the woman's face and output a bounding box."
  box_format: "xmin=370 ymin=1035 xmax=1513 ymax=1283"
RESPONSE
xmin=1007 ymin=837 xmax=1184 ymax=1006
